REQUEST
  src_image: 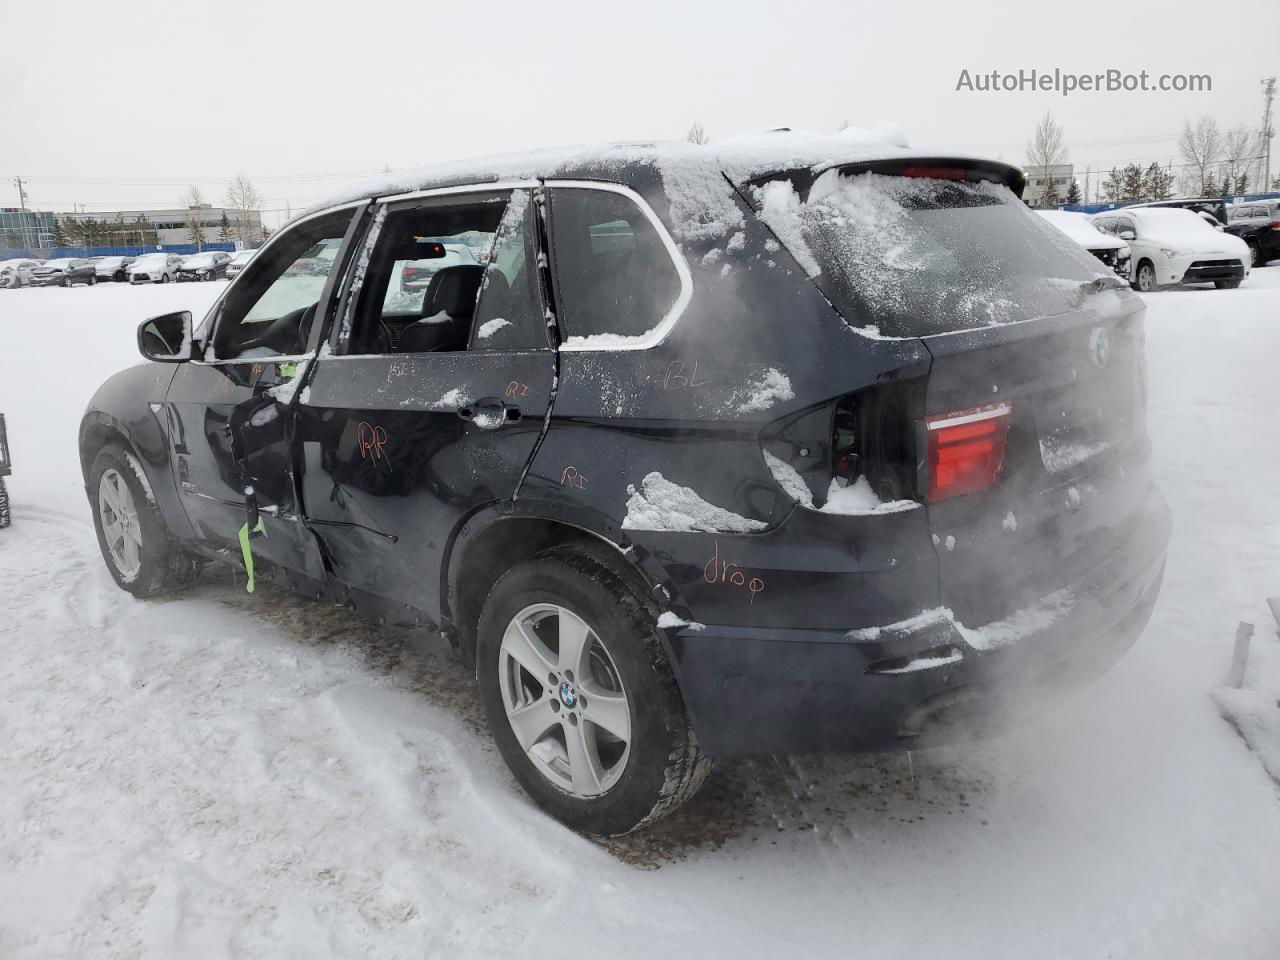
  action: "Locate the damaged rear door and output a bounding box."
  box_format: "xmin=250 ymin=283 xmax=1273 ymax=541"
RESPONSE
xmin=296 ymin=187 xmax=554 ymax=622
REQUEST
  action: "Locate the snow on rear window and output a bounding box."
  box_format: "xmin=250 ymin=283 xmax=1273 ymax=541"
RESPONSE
xmin=751 ymin=171 xmax=1103 ymax=339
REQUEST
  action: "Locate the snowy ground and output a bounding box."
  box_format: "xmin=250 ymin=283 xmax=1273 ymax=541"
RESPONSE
xmin=2 ymin=276 xmax=1279 ymax=958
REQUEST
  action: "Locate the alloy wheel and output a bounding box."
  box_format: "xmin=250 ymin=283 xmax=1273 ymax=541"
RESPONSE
xmin=498 ymin=603 xmax=631 ymax=798
xmin=1137 ymin=263 xmax=1155 ymax=292
xmin=98 ymin=468 xmax=142 ymax=579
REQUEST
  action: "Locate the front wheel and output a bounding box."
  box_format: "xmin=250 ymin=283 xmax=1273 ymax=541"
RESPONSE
xmin=160 ymin=273 xmax=171 ymax=284
xmin=88 ymin=275 xmax=97 ymax=286
xmin=1247 ymin=242 xmax=1264 ymax=268
xmin=0 ymin=477 xmax=10 ymax=529
xmin=477 ymin=544 xmax=710 ymax=836
xmin=90 ymin=445 xmax=195 ymax=596
xmin=1131 ymin=260 xmax=1157 ymax=292
xmin=1215 ymin=279 xmax=1242 ymax=289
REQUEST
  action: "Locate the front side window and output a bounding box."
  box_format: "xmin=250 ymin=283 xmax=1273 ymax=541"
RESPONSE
xmin=548 ymin=187 xmax=681 ymax=345
xmin=210 ymin=211 xmax=354 ymax=360
xmin=348 ymin=190 xmax=544 ymax=355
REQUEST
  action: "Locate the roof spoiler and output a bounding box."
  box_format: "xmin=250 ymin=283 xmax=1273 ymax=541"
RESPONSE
xmin=740 ymin=157 xmax=1027 ymax=202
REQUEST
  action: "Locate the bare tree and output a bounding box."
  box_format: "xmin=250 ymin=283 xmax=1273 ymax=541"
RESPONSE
xmin=1177 ymin=116 xmax=1223 ymax=196
xmin=180 ymin=185 xmax=206 ymax=251
xmin=685 ymin=121 xmax=709 ymax=145
xmin=1025 ymin=112 xmax=1068 ymax=208
xmin=1219 ymin=126 xmax=1257 ymax=198
xmin=224 ymin=173 xmax=263 ymax=245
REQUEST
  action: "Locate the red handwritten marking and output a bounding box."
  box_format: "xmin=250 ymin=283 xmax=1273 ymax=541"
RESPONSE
xmin=703 ymin=541 xmax=766 ymax=604
xmin=504 ymin=380 xmax=530 ymax=399
xmin=560 ymin=466 xmax=588 ymax=489
xmin=356 ymin=421 xmax=389 ymax=464
xmin=662 ymin=360 xmax=709 ymax=391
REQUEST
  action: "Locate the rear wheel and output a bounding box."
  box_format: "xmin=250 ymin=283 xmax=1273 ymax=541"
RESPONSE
xmin=1132 ymin=260 xmax=1156 ymax=292
xmin=1215 ymin=279 xmax=1242 ymax=289
xmin=160 ymin=273 xmax=171 ymax=284
xmin=90 ymin=445 xmax=195 ymax=596
xmin=0 ymin=477 xmax=10 ymax=529
xmin=88 ymin=275 xmax=96 ymax=286
xmin=477 ymin=544 xmax=709 ymax=836
xmin=1247 ymin=241 xmax=1263 ymax=268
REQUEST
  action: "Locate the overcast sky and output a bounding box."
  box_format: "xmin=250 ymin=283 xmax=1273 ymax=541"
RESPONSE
xmin=1 ymin=0 xmax=1272 ymax=227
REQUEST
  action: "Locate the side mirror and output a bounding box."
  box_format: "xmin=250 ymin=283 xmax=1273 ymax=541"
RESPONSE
xmin=1118 ymin=229 xmax=1136 ymax=241
xmin=137 ymin=311 xmax=193 ymax=363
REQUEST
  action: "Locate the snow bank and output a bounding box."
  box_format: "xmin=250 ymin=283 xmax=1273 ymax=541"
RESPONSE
xmin=622 ymin=472 xmax=766 ymax=533
xmin=1213 ymin=625 xmax=1280 ymax=787
xmin=656 ymin=612 xmax=706 ymax=631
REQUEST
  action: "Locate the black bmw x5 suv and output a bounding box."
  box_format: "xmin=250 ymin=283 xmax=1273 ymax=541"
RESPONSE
xmin=80 ymin=134 xmax=1170 ymax=835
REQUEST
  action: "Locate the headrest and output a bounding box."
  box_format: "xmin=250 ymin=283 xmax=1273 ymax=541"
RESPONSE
xmin=422 ymin=264 xmax=485 ymax=321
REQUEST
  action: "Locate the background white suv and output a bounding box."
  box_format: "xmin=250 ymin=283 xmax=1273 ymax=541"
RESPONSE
xmin=1092 ymin=207 xmax=1251 ymax=292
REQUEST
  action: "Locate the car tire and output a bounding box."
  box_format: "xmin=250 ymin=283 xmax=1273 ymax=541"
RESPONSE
xmin=89 ymin=444 xmax=196 ymax=597
xmin=0 ymin=477 xmax=10 ymax=529
xmin=476 ymin=543 xmax=710 ymax=836
xmin=88 ymin=275 xmax=97 ymax=286
xmin=1247 ymin=241 xmax=1264 ymax=268
xmin=1214 ymin=279 xmax=1242 ymax=289
xmin=59 ymin=277 xmax=68 ymax=288
xmin=161 ymin=274 xmax=171 ymax=284
xmin=114 ymin=271 xmax=125 ymax=282
xmin=1132 ymin=260 xmax=1156 ymax=292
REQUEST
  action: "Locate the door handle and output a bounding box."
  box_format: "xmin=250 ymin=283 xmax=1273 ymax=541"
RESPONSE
xmin=457 ymin=397 xmax=522 ymax=428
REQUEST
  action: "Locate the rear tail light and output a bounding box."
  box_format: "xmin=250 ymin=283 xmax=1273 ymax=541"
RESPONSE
xmin=925 ymin=402 xmax=1012 ymax=501
xmin=1270 ymin=220 xmax=1280 ymax=229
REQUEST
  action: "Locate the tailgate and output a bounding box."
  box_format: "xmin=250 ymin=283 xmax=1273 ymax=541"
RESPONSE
xmin=922 ymin=299 xmax=1151 ymax=626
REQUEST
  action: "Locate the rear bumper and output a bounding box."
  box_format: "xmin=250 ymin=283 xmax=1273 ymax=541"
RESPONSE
xmin=663 ymin=486 xmax=1171 ymax=756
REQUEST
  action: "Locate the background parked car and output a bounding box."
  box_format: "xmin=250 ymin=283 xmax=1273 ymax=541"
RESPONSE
xmin=224 ymin=249 xmax=256 ymax=279
xmin=29 ymin=258 xmax=97 ymax=287
xmin=0 ymin=258 xmax=41 ymax=288
xmin=1037 ymin=210 xmax=1131 ymax=278
xmin=1123 ymin=197 xmax=1229 ymax=225
xmin=401 ymin=242 xmax=478 ymax=292
xmin=177 ymin=251 xmax=232 ymax=281
xmin=93 ymin=256 xmax=134 ymax=282
xmin=1225 ymin=200 xmax=1280 ymax=268
xmin=1092 ymin=207 xmax=1251 ymax=291
xmin=128 ymin=253 xmax=184 ymax=284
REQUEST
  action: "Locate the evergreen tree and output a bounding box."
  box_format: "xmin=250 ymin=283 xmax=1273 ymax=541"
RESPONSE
xmin=52 ymin=218 xmax=69 ymax=248
xmin=1144 ymin=163 xmax=1174 ymax=201
xmin=1065 ymin=179 xmax=1082 ymax=205
xmin=1234 ymin=172 xmax=1249 ymax=196
xmin=1102 ymin=167 xmax=1123 ymax=202
xmin=1119 ymin=163 xmax=1146 ymax=203
xmin=218 ymin=212 xmax=232 ymax=244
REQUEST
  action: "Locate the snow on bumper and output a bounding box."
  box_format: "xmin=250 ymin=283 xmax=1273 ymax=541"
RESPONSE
xmin=659 ymin=487 xmax=1171 ymax=756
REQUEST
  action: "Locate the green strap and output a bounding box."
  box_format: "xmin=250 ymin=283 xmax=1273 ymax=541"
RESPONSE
xmin=279 ymin=362 xmax=298 ymax=380
xmin=237 ymin=518 xmax=267 ymax=593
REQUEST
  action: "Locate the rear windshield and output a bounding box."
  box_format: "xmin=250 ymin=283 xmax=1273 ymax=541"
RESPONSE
xmin=750 ymin=170 xmax=1103 ymax=338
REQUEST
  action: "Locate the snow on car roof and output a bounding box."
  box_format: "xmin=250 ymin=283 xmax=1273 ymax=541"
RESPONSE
xmin=302 ymin=128 xmax=1018 ymax=221
xmin=1037 ymin=210 xmax=1126 ymax=250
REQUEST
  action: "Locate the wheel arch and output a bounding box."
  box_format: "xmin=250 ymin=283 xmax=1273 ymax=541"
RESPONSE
xmin=443 ymin=503 xmax=672 ymax=670
xmin=79 ymin=407 xmax=193 ymax=542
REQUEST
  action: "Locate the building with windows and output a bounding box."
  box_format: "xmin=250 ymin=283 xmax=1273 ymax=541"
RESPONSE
xmin=0 ymin=208 xmax=59 ymax=249
xmin=1024 ymin=164 xmax=1075 ymax=208
xmin=63 ymin=204 xmax=263 ymax=247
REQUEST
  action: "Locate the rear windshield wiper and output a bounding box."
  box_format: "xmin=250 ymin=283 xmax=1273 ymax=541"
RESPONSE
xmin=1080 ymin=276 xmax=1128 ymax=294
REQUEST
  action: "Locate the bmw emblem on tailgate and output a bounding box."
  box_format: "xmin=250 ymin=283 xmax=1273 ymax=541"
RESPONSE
xmin=1089 ymin=326 xmax=1111 ymax=369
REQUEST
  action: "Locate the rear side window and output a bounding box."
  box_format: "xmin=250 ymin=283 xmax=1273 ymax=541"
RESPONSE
xmin=549 ymin=187 xmax=681 ymax=346
xmin=750 ymin=170 xmax=1101 ymax=339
